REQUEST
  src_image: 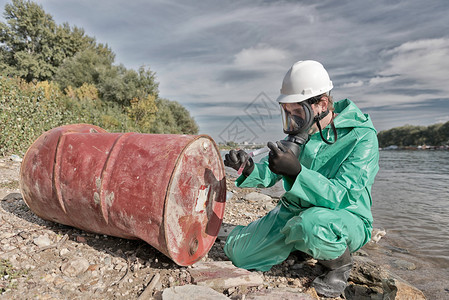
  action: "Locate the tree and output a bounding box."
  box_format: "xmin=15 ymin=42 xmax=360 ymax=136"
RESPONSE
xmin=151 ymin=98 xmax=199 ymax=135
xmin=53 ymin=45 xmax=115 ymax=91
xmin=127 ymin=94 xmax=158 ymax=132
xmin=97 ymin=65 xmax=159 ymax=106
xmin=0 ymin=0 xmax=94 ymax=81
xmin=0 ymin=0 xmax=159 ymax=108
xmin=377 ymin=121 xmax=449 ymax=147
xmin=166 ymin=100 xmax=199 ymax=134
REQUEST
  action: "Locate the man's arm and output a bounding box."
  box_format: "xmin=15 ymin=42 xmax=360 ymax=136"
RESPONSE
xmin=283 ymin=130 xmax=379 ymax=211
xmin=235 ymin=156 xmax=282 ymax=188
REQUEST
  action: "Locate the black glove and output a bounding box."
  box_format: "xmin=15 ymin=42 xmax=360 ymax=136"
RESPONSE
xmin=267 ymin=141 xmax=302 ymax=178
xmin=224 ymin=150 xmax=254 ymax=176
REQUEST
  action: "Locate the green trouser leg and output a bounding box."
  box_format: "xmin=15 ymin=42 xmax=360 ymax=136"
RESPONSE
xmin=224 ymin=204 xmax=369 ymax=271
xmin=282 ymin=206 xmax=368 ymax=260
xmin=224 ymin=203 xmax=295 ymax=271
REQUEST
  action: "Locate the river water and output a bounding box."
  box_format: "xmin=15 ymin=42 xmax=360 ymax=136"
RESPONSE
xmin=369 ymin=150 xmax=449 ymax=298
xmin=223 ymin=149 xmax=449 ymax=298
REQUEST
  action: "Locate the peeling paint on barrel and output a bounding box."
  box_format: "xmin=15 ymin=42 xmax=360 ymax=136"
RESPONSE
xmin=20 ymin=124 xmax=226 ymax=266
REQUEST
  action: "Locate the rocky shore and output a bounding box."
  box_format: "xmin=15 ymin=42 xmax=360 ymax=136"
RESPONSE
xmin=0 ymin=156 xmax=426 ymax=299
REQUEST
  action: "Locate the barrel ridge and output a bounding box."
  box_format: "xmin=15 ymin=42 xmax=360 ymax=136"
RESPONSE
xmin=99 ymin=132 xmax=135 ymax=224
xmin=53 ymin=130 xmax=68 ymax=214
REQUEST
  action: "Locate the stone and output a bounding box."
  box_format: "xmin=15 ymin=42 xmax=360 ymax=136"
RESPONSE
xmin=76 ymin=236 xmax=87 ymax=243
xmin=33 ymin=235 xmax=52 ymax=248
xmin=104 ymin=257 xmax=112 ymax=265
xmin=383 ymin=278 xmax=426 ymax=300
xmin=370 ymin=228 xmax=386 ymax=243
xmin=9 ymin=155 xmax=22 ymax=162
xmin=189 ymin=261 xmax=264 ymax=291
xmin=392 ymin=259 xmax=416 ymax=271
xmin=246 ymin=288 xmax=316 ymax=300
xmin=162 ymin=285 xmax=228 ymax=300
xmin=244 ymin=192 xmax=272 ymax=203
xmin=354 ymin=249 xmax=369 ymax=257
xmin=42 ymin=274 xmax=55 ymax=283
xmin=217 ymin=223 xmax=237 ymax=240
xmin=59 ymin=248 xmax=70 ymax=256
xmin=61 ymin=258 xmax=90 ymax=277
xmin=347 ymin=256 xmax=425 ymax=299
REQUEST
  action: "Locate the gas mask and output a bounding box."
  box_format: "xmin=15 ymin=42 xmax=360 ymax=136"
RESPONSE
xmin=278 ymin=97 xmax=337 ymax=158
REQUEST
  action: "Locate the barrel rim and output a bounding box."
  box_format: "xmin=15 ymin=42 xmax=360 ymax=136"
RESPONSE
xmin=163 ymin=134 xmax=226 ymax=266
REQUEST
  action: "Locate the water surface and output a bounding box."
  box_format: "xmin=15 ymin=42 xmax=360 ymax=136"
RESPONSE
xmin=223 ymin=149 xmax=449 ymax=298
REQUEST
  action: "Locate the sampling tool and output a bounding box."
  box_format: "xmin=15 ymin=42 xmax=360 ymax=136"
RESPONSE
xmin=237 ymin=147 xmax=270 ymax=175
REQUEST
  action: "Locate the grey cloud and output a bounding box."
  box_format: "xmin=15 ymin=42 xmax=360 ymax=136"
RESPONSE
xmin=218 ymin=70 xmax=266 ymax=83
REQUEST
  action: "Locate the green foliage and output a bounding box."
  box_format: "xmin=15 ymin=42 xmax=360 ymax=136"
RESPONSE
xmin=53 ymin=46 xmax=115 ymax=91
xmin=54 ymin=49 xmax=159 ymax=107
xmin=1 ymin=0 xmax=160 ymax=108
xmin=0 ymin=76 xmax=124 ymax=155
xmin=377 ymin=122 xmax=449 ymax=148
xmin=96 ymin=65 xmax=159 ymax=106
xmin=151 ymin=98 xmax=199 ymax=135
xmin=0 ymin=0 xmax=94 ymax=82
xmin=0 ymin=76 xmax=68 ymax=155
xmin=0 ymin=75 xmax=199 ymax=155
xmin=127 ymin=94 xmax=158 ymax=132
xmin=226 ymin=141 xmax=238 ymax=148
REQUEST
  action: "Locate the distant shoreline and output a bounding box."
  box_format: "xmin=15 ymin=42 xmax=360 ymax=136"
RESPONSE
xmin=219 ymin=145 xmax=449 ymax=151
xmin=380 ymin=145 xmax=449 ymax=150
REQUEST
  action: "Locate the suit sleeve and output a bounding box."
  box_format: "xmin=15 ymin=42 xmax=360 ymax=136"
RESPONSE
xmin=282 ymin=130 xmax=379 ymax=211
xmin=235 ymin=156 xmax=282 ymax=188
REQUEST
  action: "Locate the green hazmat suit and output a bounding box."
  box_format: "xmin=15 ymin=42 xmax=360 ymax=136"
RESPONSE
xmin=224 ymin=99 xmax=379 ymax=271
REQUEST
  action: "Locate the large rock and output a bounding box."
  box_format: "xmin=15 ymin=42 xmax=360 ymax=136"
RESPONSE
xmin=346 ymin=256 xmax=426 ymax=299
xmin=244 ymin=192 xmax=276 ymax=210
xmin=189 ymin=261 xmax=264 ymax=291
xmin=244 ymin=192 xmax=272 ymax=203
xmin=60 ymin=257 xmax=90 ymax=277
xmin=33 ymin=235 xmax=52 ymax=248
xmin=246 ymin=287 xmax=317 ymax=300
xmin=162 ymin=285 xmax=229 ymax=300
xmin=217 ymin=223 xmax=237 ymax=241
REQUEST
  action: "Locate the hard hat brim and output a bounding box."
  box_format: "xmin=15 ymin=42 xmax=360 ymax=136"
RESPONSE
xmin=276 ymin=93 xmax=311 ymax=104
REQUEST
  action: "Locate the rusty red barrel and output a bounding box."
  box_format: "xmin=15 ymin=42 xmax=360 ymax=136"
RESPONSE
xmin=20 ymin=124 xmax=226 ymax=266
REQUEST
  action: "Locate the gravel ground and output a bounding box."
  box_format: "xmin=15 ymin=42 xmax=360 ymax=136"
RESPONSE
xmin=0 ymin=157 xmax=330 ymax=299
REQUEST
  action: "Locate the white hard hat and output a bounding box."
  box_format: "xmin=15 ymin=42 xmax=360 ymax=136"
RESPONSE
xmin=276 ymin=60 xmax=333 ymax=104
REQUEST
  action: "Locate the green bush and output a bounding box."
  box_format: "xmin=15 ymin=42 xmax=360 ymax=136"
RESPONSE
xmin=0 ymin=76 xmax=125 ymax=155
xmin=1 ymin=76 xmax=68 ymax=155
xmin=0 ymin=75 xmax=199 ymax=156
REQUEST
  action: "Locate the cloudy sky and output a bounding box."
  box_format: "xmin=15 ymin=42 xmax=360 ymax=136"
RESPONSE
xmin=1 ymin=0 xmax=448 ymax=143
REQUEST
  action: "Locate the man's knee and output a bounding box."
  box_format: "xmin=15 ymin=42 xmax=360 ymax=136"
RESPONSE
xmin=290 ymin=207 xmax=339 ymax=238
xmin=283 ymin=207 xmax=349 ymax=259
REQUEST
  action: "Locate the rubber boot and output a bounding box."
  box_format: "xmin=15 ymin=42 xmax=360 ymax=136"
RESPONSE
xmin=312 ymin=247 xmax=353 ymax=298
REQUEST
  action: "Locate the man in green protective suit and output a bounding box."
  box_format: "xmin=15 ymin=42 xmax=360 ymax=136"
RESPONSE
xmin=223 ymin=60 xmax=379 ymax=298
